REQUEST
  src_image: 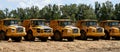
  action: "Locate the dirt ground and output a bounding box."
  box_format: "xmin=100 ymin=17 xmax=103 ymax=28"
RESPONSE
xmin=0 ymin=39 xmax=120 ymax=52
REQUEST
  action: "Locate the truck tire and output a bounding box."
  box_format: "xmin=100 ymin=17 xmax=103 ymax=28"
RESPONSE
xmin=54 ymin=32 xmax=62 ymax=41
xmin=24 ymin=31 xmax=35 ymax=41
xmin=4 ymin=31 xmax=9 ymax=41
xmin=80 ymin=31 xmax=87 ymax=40
xmin=4 ymin=36 xmax=9 ymax=41
xmin=0 ymin=31 xmax=5 ymax=40
xmin=51 ymin=36 xmax=54 ymax=40
xmin=104 ymin=31 xmax=110 ymax=40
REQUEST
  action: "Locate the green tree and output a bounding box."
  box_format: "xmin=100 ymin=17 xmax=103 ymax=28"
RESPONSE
xmin=0 ymin=10 xmax=5 ymax=19
xmin=114 ymin=3 xmax=120 ymax=20
xmin=95 ymin=2 xmax=101 ymax=21
xmin=99 ymin=1 xmax=114 ymax=21
xmin=77 ymin=4 xmax=96 ymax=20
xmin=4 ymin=8 xmax=9 ymax=18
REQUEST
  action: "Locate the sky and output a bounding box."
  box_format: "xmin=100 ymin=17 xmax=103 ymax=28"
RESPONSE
xmin=0 ymin=0 xmax=120 ymax=10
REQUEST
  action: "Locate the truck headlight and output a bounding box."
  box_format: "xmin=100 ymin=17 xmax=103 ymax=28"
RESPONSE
xmin=73 ymin=29 xmax=78 ymax=33
xmin=92 ymin=29 xmax=95 ymax=32
xmin=67 ymin=29 xmax=71 ymax=32
xmin=37 ymin=29 xmax=41 ymax=33
xmin=11 ymin=29 xmax=15 ymax=32
xmin=23 ymin=28 xmax=25 ymax=32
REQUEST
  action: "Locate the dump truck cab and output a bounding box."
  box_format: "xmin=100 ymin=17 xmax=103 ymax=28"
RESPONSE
xmin=50 ymin=19 xmax=80 ymax=41
xmin=76 ymin=20 xmax=105 ymax=40
xmin=0 ymin=18 xmax=26 ymax=42
xmin=100 ymin=20 xmax=120 ymax=40
xmin=23 ymin=19 xmax=53 ymax=41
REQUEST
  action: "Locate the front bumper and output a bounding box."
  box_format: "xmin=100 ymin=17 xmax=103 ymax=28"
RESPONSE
xmin=62 ymin=32 xmax=81 ymax=37
xmin=87 ymin=33 xmax=105 ymax=37
xmin=34 ymin=33 xmax=53 ymax=37
xmin=7 ymin=32 xmax=26 ymax=37
xmin=110 ymin=33 xmax=120 ymax=37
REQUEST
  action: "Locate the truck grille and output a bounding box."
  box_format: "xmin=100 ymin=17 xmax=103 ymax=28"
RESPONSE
xmin=17 ymin=27 xmax=24 ymax=32
xmin=97 ymin=28 xmax=103 ymax=32
xmin=73 ymin=29 xmax=78 ymax=33
xmin=37 ymin=29 xmax=40 ymax=33
xmin=44 ymin=29 xmax=51 ymax=33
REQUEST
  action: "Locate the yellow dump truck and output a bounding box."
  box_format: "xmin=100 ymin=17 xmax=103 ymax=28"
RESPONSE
xmin=76 ymin=20 xmax=105 ymax=40
xmin=100 ymin=20 xmax=120 ymax=40
xmin=0 ymin=18 xmax=26 ymax=42
xmin=50 ymin=19 xmax=80 ymax=41
xmin=23 ymin=19 xmax=53 ymax=42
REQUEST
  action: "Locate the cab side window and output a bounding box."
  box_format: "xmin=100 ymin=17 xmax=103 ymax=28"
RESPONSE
xmin=81 ymin=22 xmax=85 ymax=26
xmin=4 ymin=20 xmax=10 ymax=26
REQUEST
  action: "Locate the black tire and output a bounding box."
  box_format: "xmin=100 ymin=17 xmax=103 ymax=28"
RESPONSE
xmin=80 ymin=31 xmax=87 ymax=40
xmin=67 ymin=37 xmax=74 ymax=41
xmin=4 ymin=36 xmax=9 ymax=41
xmin=104 ymin=31 xmax=110 ymax=40
xmin=12 ymin=37 xmax=22 ymax=42
xmin=24 ymin=35 xmax=28 ymax=41
xmin=24 ymin=31 xmax=35 ymax=41
xmin=40 ymin=37 xmax=48 ymax=42
xmin=3 ymin=31 xmax=9 ymax=41
xmin=53 ymin=32 xmax=62 ymax=41
xmin=0 ymin=31 xmax=5 ymax=40
xmin=51 ymin=36 xmax=54 ymax=40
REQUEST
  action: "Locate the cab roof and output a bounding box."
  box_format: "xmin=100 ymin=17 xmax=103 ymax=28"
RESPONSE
xmin=79 ymin=19 xmax=97 ymax=22
xmin=2 ymin=18 xmax=19 ymax=20
xmin=55 ymin=19 xmax=72 ymax=21
xmin=30 ymin=19 xmax=45 ymax=21
xmin=101 ymin=20 xmax=119 ymax=22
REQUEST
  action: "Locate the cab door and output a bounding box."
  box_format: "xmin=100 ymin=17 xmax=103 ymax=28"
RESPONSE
xmin=0 ymin=20 xmax=3 ymax=30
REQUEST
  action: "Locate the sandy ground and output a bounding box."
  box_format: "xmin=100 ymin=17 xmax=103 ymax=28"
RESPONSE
xmin=0 ymin=39 xmax=120 ymax=52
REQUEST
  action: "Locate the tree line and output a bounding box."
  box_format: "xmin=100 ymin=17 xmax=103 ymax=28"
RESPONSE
xmin=0 ymin=1 xmax=120 ymax=21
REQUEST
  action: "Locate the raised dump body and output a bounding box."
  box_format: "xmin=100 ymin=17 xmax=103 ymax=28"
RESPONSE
xmin=0 ymin=18 xmax=26 ymax=42
xmin=23 ymin=19 xmax=53 ymax=42
xmin=50 ymin=19 xmax=80 ymax=41
xmin=76 ymin=20 xmax=105 ymax=40
xmin=99 ymin=20 xmax=120 ymax=40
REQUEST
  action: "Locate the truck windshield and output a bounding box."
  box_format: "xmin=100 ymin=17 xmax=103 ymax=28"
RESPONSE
xmin=86 ymin=21 xmax=97 ymax=26
xmin=108 ymin=22 xmax=119 ymax=26
xmin=32 ymin=20 xmax=45 ymax=26
xmin=4 ymin=20 xmax=18 ymax=26
xmin=60 ymin=21 xmax=72 ymax=26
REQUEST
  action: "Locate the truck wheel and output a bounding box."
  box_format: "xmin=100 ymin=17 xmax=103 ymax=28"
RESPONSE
xmin=54 ymin=32 xmax=62 ymax=41
xmin=4 ymin=36 xmax=9 ymax=41
xmin=51 ymin=36 xmax=54 ymax=40
xmin=80 ymin=31 xmax=87 ymax=40
xmin=12 ymin=37 xmax=22 ymax=42
xmin=24 ymin=31 xmax=35 ymax=41
xmin=104 ymin=32 xmax=110 ymax=40
xmin=67 ymin=37 xmax=74 ymax=41
xmin=24 ymin=35 xmax=28 ymax=41
xmin=40 ymin=37 xmax=48 ymax=42
xmin=0 ymin=31 xmax=5 ymax=40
